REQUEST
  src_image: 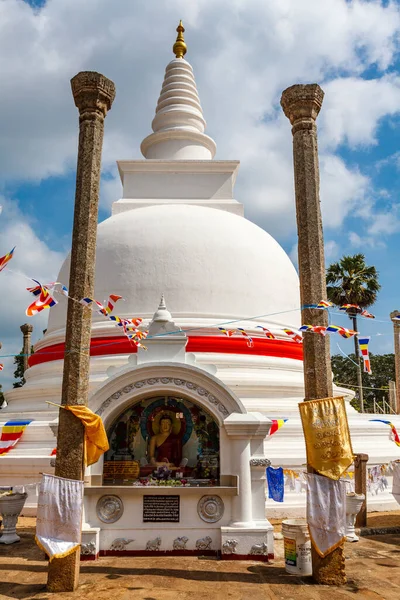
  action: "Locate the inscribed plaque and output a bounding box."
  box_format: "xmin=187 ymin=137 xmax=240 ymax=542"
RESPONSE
xmin=143 ymin=495 xmax=180 ymax=522
xmin=298 ymin=396 xmax=353 ymax=479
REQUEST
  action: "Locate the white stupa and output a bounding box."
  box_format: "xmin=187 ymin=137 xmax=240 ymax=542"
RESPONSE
xmin=1 ymin=23 xmax=398 ymax=522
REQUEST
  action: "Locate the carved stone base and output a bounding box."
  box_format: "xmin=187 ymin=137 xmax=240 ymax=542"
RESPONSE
xmin=221 ymin=525 xmax=274 ymax=562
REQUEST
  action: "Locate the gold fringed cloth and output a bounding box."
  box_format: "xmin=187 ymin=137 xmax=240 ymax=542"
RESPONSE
xmin=307 ymin=473 xmax=347 ymax=557
xmin=299 ymin=396 xmax=354 ymax=480
xmin=35 ymin=474 xmax=84 ymax=561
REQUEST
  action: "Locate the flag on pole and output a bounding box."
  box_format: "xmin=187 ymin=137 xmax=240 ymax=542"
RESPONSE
xmin=369 ymin=419 xmax=400 ymax=447
xmin=358 ymin=337 xmax=372 ymax=374
xmin=268 ymin=419 xmax=288 ymax=436
xmin=0 ymin=246 xmax=15 ymax=272
xmin=0 ymin=419 xmax=32 ymax=455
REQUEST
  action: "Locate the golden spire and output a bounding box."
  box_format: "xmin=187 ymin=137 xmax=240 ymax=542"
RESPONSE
xmin=173 ymin=20 xmax=187 ymax=59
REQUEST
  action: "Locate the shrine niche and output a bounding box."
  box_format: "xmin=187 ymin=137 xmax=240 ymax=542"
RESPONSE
xmin=103 ymin=395 xmax=220 ymax=486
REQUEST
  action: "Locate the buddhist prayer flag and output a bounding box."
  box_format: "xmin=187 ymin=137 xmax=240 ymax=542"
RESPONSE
xmin=284 ymin=328 xmax=302 ymax=343
xmin=0 ymin=419 xmax=32 ymax=455
xmin=316 ymin=300 xmax=332 ymax=309
xmin=299 ymin=324 xmax=327 ymax=336
xmin=64 ymin=406 xmax=109 ymax=466
xmin=237 ymin=328 xmax=254 ymax=348
xmin=299 ymin=396 xmax=353 ymax=480
xmin=268 ymin=419 xmax=288 ymax=436
xmin=339 ymin=304 xmax=360 ymax=312
xmin=104 ymin=294 xmax=123 ymax=314
xmin=218 ymin=327 xmax=236 ymax=337
xmin=26 ymin=288 xmax=57 ymax=316
xmin=0 ymin=246 xmax=15 ymax=272
xmin=81 ymin=294 xmax=123 ymax=317
xmin=338 ymin=327 xmax=358 ymax=339
xmin=360 ymin=310 xmax=375 ymax=319
xmin=358 ymin=337 xmax=372 ymax=374
xmin=255 ymin=326 xmax=275 ymax=339
xmin=370 ymin=419 xmax=400 ymax=447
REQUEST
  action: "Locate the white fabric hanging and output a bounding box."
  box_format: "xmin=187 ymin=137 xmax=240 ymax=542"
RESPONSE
xmin=35 ymin=473 xmax=84 ymax=561
xmin=307 ymin=473 xmax=347 ymax=557
xmin=392 ymin=462 xmax=400 ymax=505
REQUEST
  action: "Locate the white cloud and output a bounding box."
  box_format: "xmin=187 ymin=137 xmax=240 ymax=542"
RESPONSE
xmin=0 ymin=0 xmax=400 ymax=387
xmin=0 ymin=196 xmax=64 ymax=390
xmin=320 ymin=75 xmax=400 ymax=150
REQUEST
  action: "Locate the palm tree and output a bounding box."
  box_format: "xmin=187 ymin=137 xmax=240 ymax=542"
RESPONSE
xmin=326 ymin=254 xmax=381 ymax=412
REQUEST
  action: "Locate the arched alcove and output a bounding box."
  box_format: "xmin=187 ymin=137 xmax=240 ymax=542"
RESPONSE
xmin=103 ymin=394 xmax=220 ymax=485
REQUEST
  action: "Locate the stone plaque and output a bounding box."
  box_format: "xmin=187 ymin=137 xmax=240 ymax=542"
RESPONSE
xmin=143 ymin=495 xmax=180 ymax=523
xmin=103 ymin=461 xmax=140 ymax=483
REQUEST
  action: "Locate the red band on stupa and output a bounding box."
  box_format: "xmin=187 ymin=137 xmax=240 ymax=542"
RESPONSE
xmin=28 ymin=335 xmax=303 ymax=367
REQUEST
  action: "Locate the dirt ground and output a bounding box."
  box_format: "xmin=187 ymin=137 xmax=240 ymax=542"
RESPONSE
xmin=1 ymin=514 xmax=400 ymax=600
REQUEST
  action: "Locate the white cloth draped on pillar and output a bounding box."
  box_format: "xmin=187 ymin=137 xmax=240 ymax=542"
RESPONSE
xmin=306 ymin=473 xmax=347 ymax=557
xmin=35 ymin=474 xmax=84 ymax=561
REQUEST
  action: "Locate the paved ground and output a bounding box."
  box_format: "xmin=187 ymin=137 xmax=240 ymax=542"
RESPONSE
xmin=1 ymin=515 xmax=400 ymax=599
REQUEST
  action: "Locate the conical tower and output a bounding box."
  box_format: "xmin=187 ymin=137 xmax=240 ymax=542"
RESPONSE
xmin=140 ymin=21 xmax=216 ymax=160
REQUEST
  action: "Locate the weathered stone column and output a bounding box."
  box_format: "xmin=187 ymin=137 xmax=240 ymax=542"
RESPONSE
xmin=390 ymin=311 xmax=400 ymax=414
xmin=281 ymin=84 xmax=345 ymax=585
xmin=47 ymin=72 xmax=115 ymax=593
xmin=20 ymin=323 xmax=33 ymax=374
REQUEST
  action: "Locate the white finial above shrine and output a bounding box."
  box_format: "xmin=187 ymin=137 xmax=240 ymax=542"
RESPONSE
xmin=140 ymin=22 xmax=216 ymax=160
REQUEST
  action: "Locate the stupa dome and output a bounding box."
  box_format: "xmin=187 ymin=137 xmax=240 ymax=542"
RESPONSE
xmin=47 ymin=203 xmax=300 ymax=333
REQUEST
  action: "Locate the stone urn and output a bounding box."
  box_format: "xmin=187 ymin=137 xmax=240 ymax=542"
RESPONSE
xmin=0 ymin=492 xmax=28 ymax=544
xmin=345 ymin=492 xmax=365 ymax=542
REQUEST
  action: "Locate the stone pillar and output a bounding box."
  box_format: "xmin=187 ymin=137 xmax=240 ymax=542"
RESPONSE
xmin=20 ymin=324 xmax=33 ymax=374
xmin=230 ymin=438 xmax=253 ymax=526
xmin=354 ymin=453 xmax=369 ymax=528
xmin=281 ymin=84 xmax=345 ymax=586
xmin=390 ymin=311 xmax=400 ymax=414
xmin=47 ymin=72 xmax=115 ymax=593
xmin=280 ymin=85 xmax=332 ymax=401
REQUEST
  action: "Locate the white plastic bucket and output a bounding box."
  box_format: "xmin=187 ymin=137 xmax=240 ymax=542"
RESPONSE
xmin=282 ymin=519 xmax=312 ymax=576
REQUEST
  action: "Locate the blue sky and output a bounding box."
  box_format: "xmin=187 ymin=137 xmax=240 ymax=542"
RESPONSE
xmin=1 ymin=0 xmax=400 ymax=389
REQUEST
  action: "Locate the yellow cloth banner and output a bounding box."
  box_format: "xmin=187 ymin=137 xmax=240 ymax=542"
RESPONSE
xmin=298 ymin=396 xmax=353 ymax=480
xmin=65 ymin=406 xmax=109 ymax=466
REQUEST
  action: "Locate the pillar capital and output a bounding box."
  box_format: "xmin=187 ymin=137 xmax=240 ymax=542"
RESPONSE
xmin=390 ymin=310 xmax=400 ymax=323
xmin=280 ymin=84 xmax=324 ymax=133
xmin=20 ymin=323 xmax=33 ymax=335
xmin=71 ymin=71 xmax=116 ymax=121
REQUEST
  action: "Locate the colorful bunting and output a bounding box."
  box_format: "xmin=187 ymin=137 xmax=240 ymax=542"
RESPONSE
xmin=360 ymin=309 xmax=375 ymax=319
xmin=218 ymin=327 xmax=236 ymax=337
xmin=369 ymin=419 xmax=400 ymax=447
xmin=237 ymin=328 xmax=254 ymax=348
xmin=26 ymin=288 xmax=57 ymax=316
xmin=284 ymin=328 xmax=302 ymax=343
xmin=358 ymin=337 xmax=372 ymax=374
xmin=316 ymin=300 xmax=332 ymax=309
xmin=339 ymin=304 xmax=360 ymax=312
xmin=256 ymin=326 xmax=275 ymax=339
xmin=80 ymin=294 xmax=123 ymax=317
xmin=0 ymin=419 xmax=32 ymax=456
xmin=337 ymin=327 xmax=358 ymax=339
xmin=268 ymin=418 xmax=288 ymax=436
xmin=299 ymin=324 xmax=327 ymax=336
xmin=0 ymin=246 xmax=15 ymax=272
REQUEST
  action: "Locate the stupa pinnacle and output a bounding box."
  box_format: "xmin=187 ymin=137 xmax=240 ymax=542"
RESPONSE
xmin=173 ymin=20 xmax=187 ymax=59
xmin=140 ymin=22 xmax=216 ymax=159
